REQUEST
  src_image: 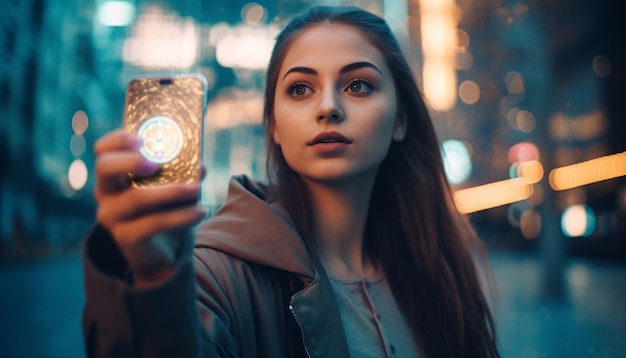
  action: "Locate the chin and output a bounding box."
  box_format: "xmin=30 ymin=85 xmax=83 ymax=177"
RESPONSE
xmin=298 ymin=167 xmax=380 ymax=187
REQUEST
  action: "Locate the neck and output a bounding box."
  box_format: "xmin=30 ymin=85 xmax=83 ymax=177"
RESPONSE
xmin=303 ymin=174 xmax=379 ymax=280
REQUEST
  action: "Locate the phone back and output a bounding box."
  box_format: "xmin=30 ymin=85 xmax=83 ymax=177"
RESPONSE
xmin=123 ymin=74 xmax=206 ymax=187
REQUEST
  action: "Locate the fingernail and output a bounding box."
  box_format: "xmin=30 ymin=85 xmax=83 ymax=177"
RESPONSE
xmin=123 ymin=132 xmax=142 ymax=149
xmin=139 ymin=158 xmax=158 ymax=172
xmin=131 ymin=137 xmax=144 ymax=150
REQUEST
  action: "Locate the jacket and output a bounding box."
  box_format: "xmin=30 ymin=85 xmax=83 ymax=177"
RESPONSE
xmin=82 ymin=175 xmax=351 ymax=357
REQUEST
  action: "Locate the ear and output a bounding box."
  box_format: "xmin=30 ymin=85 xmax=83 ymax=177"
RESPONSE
xmin=392 ymin=114 xmax=407 ymax=141
xmin=271 ymin=121 xmax=281 ymax=145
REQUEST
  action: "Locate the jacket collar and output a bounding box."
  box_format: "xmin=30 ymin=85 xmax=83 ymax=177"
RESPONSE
xmin=195 ymin=175 xmax=315 ymax=280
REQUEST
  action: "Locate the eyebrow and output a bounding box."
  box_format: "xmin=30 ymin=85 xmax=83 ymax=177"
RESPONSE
xmin=281 ymin=61 xmax=383 ymax=81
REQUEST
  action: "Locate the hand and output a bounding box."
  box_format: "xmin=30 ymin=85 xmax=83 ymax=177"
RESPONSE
xmin=94 ymin=129 xmax=207 ymax=287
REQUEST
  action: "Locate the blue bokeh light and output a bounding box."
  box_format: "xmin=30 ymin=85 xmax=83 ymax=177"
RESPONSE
xmin=442 ymin=140 xmax=473 ymax=185
xmin=561 ymin=205 xmax=596 ymax=238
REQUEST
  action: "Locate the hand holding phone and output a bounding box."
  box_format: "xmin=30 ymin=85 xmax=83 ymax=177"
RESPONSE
xmin=92 ymin=74 xmax=209 ymax=287
xmin=123 ymin=74 xmax=207 ymax=187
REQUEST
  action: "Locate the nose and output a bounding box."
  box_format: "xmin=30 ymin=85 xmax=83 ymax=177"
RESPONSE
xmin=316 ymin=88 xmax=344 ymax=123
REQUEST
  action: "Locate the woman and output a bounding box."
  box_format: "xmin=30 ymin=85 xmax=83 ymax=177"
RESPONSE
xmin=84 ymin=6 xmax=499 ymax=358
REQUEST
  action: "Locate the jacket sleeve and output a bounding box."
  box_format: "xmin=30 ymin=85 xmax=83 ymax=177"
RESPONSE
xmin=82 ymin=225 xmax=237 ymax=357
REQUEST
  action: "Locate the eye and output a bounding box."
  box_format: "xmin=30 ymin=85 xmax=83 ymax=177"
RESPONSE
xmin=345 ymin=78 xmax=374 ymax=95
xmin=286 ymin=82 xmax=313 ymax=97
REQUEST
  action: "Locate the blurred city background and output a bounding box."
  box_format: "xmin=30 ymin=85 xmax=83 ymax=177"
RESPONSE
xmin=1 ymin=0 xmax=624 ymax=357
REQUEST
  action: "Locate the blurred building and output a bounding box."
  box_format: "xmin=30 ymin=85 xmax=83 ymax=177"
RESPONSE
xmin=1 ymin=0 xmax=97 ymax=259
xmin=1 ymin=0 xmax=624 ymax=261
xmin=448 ymin=0 xmax=626 ymax=261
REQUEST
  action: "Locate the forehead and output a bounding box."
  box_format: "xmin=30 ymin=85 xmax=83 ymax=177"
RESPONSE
xmin=279 ymin=23 xmax=388 ymax=74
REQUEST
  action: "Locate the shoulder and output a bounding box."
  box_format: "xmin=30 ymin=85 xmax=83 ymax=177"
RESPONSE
xmin=192 ymin=246 xmax=295 ymax=300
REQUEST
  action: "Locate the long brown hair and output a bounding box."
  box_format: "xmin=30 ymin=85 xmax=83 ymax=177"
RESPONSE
xmin=263 ymin=6 xmax=499 ymax=358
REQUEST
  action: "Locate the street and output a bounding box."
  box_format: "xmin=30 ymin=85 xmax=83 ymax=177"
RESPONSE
xmin=0 ymin=250 xmax=624 ymax=357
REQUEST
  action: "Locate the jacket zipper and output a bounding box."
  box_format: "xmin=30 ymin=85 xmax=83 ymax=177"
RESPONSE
xmin=289 ymin=304 xmax=312 ymax=358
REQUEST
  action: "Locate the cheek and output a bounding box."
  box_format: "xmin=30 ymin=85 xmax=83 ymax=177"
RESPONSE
xmin=271 ymin=117 xmax=300 ymax=152
xmin=271 ymin=99 xmax=295 ymax=146
xmin=356 ymin=103 xmax=398 ymax=160
xmin=272 ymin=98 xmax=314 ymax=145
xmin=361 ymin=101 xmax=397 ymax=140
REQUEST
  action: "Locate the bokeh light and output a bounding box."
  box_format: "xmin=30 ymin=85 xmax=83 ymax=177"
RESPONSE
xmin=68 ymin=159 xmax=88 ymax=191
xmin=508 ymin=142 xmax=540 ymax=163
xmin=517 ymin=160 xmax=544 ymax=184
xmin=70 ymin=135 xmax=86 ymax=158
xmin=592 ymin=54 xmax=611 ymax=78
xmin=516 ymin=110 xmax=536 ymax=132
xmin=549 ymin=151 xmax=626 ymax=191
xmin=97 ymin=1 xmax=136 ymax=27
xmin=442 ymin=139 xmax=473 ymax=185
xmin=122 ymin=6 xmax=199 ymax=69
xmin=458 ymin=80 xmax=480 ymax=105
xmin=456 ymin=28 xmax=470 ymax=50
xmin=509 ymin=160 xmax=543 ymax=184
xmin=561 ymin=205 xmax=596 ymax=238
xmin=454 ymin=178 xmax=532 ymax=214
xmin=520 ymin=209 xmax=541 ymax=239
xmin=215 ymin=26 xmax=275 ymax=69
xmin=422 ymin=61 xmax=457 ymax=111
xmin=549 ymin=110 xmax=607 ymax=141
xmin=72 ymin=110 xmax=89 ymax=135
xmin=419 ymin=0 xmax=457 ymax=111
xmin=505 ymin=71 xmax=525 ymax=94
xmin=241 ymin=3 xmax=267 ymax=26
xmin=507 ymin=107 xmax=520 ymax=129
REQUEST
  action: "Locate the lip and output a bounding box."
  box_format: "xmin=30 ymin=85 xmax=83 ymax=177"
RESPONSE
xmin=307 ymin=131 xmax=353 ymax=155
xmin=307 ymin=131 xmax=353 ymax=146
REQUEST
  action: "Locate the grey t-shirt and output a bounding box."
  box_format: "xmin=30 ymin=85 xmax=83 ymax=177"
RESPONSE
xmin=328 ymin=274 xmax=420 ymax=357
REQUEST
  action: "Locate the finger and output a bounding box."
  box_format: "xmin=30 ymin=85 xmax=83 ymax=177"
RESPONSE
xmin=121 ymin=229 xmax=197 ymax=285
xmin=112 ymin=204 xmax=207 ymax=245
xmin=97 ymin=184 xmax=201 ymax=225
xmin=94 ymin=129 xmax=142 ymax=155
xmin=95 ymin=152 xmax=158 ymax=195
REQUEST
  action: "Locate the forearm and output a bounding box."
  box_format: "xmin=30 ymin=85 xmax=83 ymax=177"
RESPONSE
xmin=82 ymin=226 xmax=217 ymax=357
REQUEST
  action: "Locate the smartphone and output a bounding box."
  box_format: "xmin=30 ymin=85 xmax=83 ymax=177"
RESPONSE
xmin=123 ymin=74 xmax=207 ymax=188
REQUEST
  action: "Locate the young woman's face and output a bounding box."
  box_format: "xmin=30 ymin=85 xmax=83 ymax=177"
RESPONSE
xmin=272 ymin=23 xmax=405 ymax=185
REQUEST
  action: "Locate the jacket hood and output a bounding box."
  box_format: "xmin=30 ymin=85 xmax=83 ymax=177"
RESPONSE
xmin=194 ymin=175 xmax=315 ymax=279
